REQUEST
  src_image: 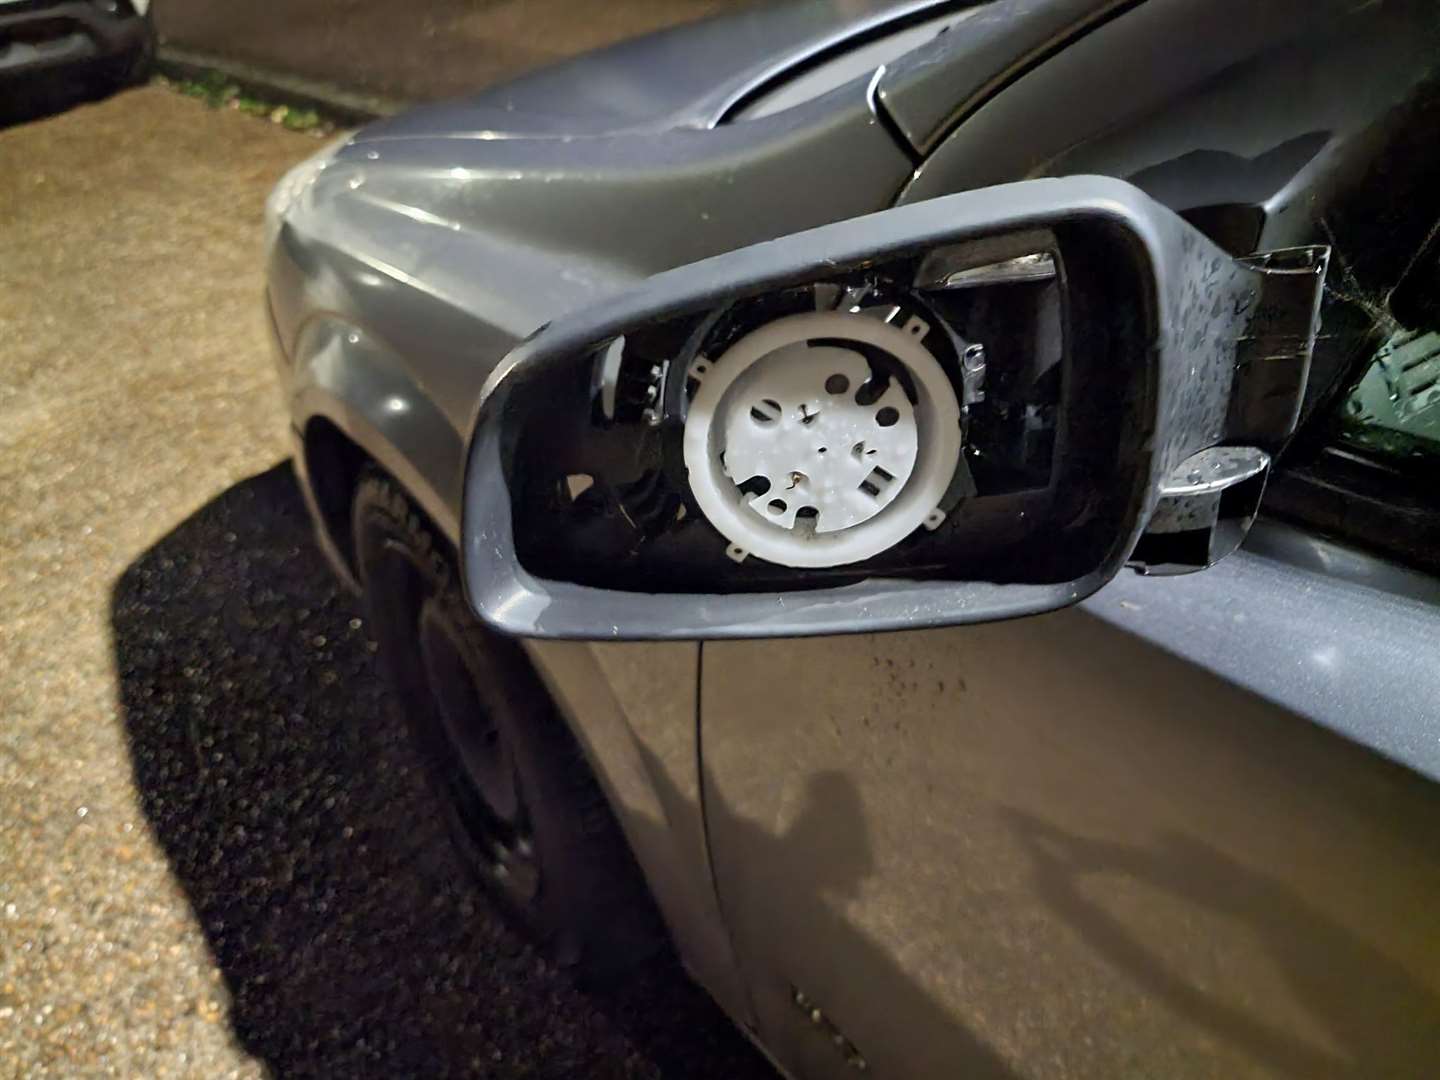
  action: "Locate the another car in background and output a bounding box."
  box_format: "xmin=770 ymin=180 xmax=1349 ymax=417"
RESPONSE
xmin=1 ymin=0 xmax=153 ymax=108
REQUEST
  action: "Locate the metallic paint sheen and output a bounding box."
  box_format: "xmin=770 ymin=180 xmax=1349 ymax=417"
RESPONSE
xmin=701 ymin=591 xmax=1440 ymax=1076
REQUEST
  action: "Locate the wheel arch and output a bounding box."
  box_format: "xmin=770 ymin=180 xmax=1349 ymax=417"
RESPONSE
xmin=288 ymin=313 xmax=465 ymax=582
xmin=287 ymin=315 xmax=727 ymax=987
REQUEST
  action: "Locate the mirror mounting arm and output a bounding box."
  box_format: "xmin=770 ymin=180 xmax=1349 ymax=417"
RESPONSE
xmin=1132 ymin=245 xmax=1330 ymax=575
xmin=1228 ymin=246 xmax=1331 ymax=446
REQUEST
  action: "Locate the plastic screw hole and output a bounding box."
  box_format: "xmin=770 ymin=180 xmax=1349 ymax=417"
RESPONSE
xmin=767 ymin=499 xmax=787 ymax=515
xmin=876 ymin=407 xmax=900 ymax=427
xmin=750 ymin=399 xmax=781 ymax=424
xmin=824 ymin=374 xmax=850 ymax=395
xmin=858 ymin=466 xmax=896 ymax=498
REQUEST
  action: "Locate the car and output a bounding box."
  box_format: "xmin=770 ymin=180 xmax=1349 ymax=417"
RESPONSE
xmin=263 ymin=1 xmax=1440 ymax=1076
xmin=0 ymin=0 xmax=152 ymax=108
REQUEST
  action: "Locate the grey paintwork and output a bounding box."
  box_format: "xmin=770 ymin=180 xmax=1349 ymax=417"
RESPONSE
xmin=353 ymin=0 xmax=951 ymax=139
xmin=896 ymin=0 xmax=1436 ymax=235
xmin=265 ymin=1 xmax=1440 ymax=1076
xmin=895 ymin=0 xmax=1433 ymax=203
xmin=267 ymin=24 xmax=917 ymax=533
xmin=874 ymin=0 xmax=1134 ymax=155
xmin=1089 ymin=520 xmax=1440 ymax=783
xmin=895 ymin=0 xmax=1438 ymax=421
xmin=267 ymin=2 xmax=936 ymax=1031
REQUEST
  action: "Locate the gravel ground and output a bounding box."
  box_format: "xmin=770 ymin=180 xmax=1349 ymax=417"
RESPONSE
xmin=152 ymin=0 xmax=750 ymax=104
xmin=0 ymin=86 xmax=771 ymax=1079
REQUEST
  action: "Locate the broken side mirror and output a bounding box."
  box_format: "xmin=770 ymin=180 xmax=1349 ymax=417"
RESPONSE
xmin=462 ymin=177 xmax=1326 ymax=639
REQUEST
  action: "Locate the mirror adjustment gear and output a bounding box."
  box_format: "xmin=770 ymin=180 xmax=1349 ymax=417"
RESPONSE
xmin=683 ymin=311 xmax=962 ymax=568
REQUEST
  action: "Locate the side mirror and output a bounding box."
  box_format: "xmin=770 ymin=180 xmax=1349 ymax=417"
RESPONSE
xmin=462 ymin=177 xmax=1326 ymax=639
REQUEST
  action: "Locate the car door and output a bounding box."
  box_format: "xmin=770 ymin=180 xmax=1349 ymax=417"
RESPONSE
xmin=697 ymin=1 xmax=1440 ymax=1077
xmin=699 ymin=512 xmax=1440 ymax=1078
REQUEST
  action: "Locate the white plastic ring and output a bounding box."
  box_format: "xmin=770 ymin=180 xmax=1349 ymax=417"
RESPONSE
xmin=682 ymin=311 xmax=962 ymax=568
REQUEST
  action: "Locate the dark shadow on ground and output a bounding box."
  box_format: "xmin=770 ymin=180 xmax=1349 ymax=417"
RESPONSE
xmin=110 ymin=462 xmax=773 ymax=1079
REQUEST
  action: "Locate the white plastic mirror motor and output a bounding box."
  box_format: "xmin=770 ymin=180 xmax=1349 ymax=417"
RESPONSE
xmin=682 ymin=311 xmax=963 ymax=568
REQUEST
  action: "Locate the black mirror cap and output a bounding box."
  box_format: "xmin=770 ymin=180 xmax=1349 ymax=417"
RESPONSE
xmin=462 ymin=176 xmax=1322 ymax=640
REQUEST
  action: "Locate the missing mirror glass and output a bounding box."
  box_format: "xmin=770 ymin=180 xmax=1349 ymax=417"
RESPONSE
xmin=502 ymin=227 xmax=1131 ymax=593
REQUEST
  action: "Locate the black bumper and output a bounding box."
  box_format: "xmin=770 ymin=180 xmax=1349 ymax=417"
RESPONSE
xmin=0 ymin=0 xmax=148 ymax=80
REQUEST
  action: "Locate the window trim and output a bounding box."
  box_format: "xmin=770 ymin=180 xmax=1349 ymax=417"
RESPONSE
xmin=1263 ymin=444 xmax=1440 ymax=577
xmin=712 ymin=0 xmax=975 ymax=126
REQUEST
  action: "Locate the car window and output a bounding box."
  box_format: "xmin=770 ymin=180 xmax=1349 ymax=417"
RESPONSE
xmin=1262 ymin=323 xmax=1440 ymax=578
xmin=726 ymin=8 xmax=978 ymax=122
xmin=1336 ymin=329 xmax=1440 ymax=464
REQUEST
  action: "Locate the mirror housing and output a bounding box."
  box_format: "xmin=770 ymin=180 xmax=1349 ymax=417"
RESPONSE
xmin=462 ymin=177 xmax=1326 ymax=639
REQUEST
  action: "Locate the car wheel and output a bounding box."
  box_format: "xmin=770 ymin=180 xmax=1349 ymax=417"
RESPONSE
xmin=115 ymin=19 xmax=156 ymax=88
xmin=351 ymin=471 xmax=664 ymax=976
xmin=92 ymin=15 xmax=154 ymax=95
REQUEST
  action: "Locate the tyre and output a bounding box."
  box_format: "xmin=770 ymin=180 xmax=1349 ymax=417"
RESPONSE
xmin=351 ymin=471 xmax=664 ymax=977
xmin=110 ymin=18 xmax=156 ymax=90
xmin=83 ymin=14 xmax=154 ymax=98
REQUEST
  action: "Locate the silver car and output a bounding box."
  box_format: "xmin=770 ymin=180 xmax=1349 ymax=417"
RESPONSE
xmin=263 ymin=1 xmax=1440 ymax=1076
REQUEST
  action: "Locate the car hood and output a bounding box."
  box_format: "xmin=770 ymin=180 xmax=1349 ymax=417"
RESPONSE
xmin=350 ymin=0 xmax=944 ymax=141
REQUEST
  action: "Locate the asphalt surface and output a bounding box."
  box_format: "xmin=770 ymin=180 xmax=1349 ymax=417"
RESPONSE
xmin=0 ymin=85 xmax=772 ymax=1078
xmin=152 ymin=0 xmax=750 ymax=104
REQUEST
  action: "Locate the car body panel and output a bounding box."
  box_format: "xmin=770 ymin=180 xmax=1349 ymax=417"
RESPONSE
xmin=286 ymin=312 xmax=467 ymax=543
xmin=1087 ymin=523 xmax=1440 ymax=781
xmin=700 ymin=532 xmax=1440 ymax=1076
xmin=522 ymin=641 xmax=754 ymax=1027
xmin=270 ymin=75 xmax=914 ymax=547
xmin=874 ymin=0 xmax=1126 ymax=156
xmin=349 ymin=0 xmax=952 ymax=140
xmin=898 ymin=0 xmax=1437 ymax=237
xmin=264 ymin=1 xmax=1440 ymax=1076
